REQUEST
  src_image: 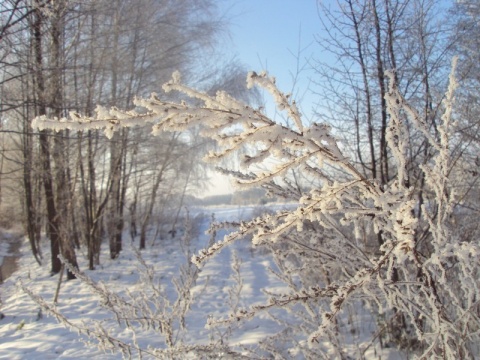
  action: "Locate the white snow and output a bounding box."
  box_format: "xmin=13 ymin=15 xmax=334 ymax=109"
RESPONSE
xmin=0 ymin=206 xmax=402 ymax=359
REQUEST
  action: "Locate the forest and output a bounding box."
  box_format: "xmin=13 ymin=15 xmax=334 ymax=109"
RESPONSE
xmin=1 ymin=0 xmax=480 ymax=359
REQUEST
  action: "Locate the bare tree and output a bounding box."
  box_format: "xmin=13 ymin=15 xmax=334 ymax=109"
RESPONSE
xmin=0 ymin=0 xmax=227 ymax=271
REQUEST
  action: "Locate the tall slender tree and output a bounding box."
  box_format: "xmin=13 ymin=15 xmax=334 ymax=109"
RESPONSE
xmin=0 ymin=0 xmax=229 ymax=270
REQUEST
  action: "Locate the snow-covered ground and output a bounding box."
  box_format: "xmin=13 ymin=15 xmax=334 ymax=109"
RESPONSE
xmin=0 ymin=205 xmax=402 ymax=359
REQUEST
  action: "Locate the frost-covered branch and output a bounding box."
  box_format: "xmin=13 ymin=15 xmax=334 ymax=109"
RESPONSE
xmin=31 ymin=60 xmax=480 ymax=358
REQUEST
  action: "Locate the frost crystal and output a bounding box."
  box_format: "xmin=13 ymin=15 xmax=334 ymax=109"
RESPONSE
xmin=31 ymin=62 xmax=480 ymax=358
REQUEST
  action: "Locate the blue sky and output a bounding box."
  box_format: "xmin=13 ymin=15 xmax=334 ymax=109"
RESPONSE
xmin=217 ymin=0 xmax=323 ymax=121
xmin=205 ymin=1 xmax=326 ymax=196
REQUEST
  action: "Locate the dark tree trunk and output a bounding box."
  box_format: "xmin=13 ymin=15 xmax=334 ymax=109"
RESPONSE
xmin=50 ymin=0 xmax=78 ymax=280
xmin=22 ymin=96 xmax=42 ymax=265
xmin=33 ymin=3 xmax=62 ymax=275
xmin=373 ymin=0 xmax=389 ymax=185
xmin=348 ymin=0 xmax=377 ymax=180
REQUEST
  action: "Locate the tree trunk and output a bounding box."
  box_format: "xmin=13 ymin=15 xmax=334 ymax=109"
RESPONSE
xmin=348 ymin=0 xmax=377 ymax=180
xmin=33 ymin=2 xmax=62 ymax=275
xmin=139 ymin=133 xmax=178 ymax=249
xmin=22 ymin=78 xmax=42 ymax=265
xmin=108 ymin=132 xmax=124 ymax=259
xmin=373 ymin=0 xmax=389 ymax=185
xmin=50 ymin=0 xmax=78 ymax=279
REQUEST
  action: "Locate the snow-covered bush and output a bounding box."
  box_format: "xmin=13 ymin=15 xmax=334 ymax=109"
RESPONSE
xmin=19 ymin=213 xmax=244 ymax=359
xmin=31 ymin=58 xmax=480 ymax=359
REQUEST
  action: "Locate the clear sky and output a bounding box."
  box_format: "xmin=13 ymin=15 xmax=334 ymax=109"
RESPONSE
xmin=203 ymin=0 xmax=323 ymax=197
xmin=217 ymin=0 xmax=322 ymax=121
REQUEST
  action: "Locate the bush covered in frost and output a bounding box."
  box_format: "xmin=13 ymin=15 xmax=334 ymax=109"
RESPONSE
xmin=31 ymin=58 xmax=480 ymax=359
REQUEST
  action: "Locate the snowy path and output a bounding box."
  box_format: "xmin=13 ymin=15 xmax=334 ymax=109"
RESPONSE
xmin=0 ymin=205 xmax=403 ymax=359
xmin=0 ymin=206 xmax=287 ymax=359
